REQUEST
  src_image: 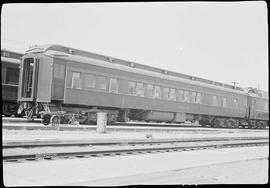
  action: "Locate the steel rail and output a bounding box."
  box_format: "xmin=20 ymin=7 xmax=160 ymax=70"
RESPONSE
xmin=3 ymin=141 xmax=268 ymax=162
xmin=3 ymin=118 xmax=268 ymax=130
xmin=3 ymin=136 xmax=269 ymax=149
xmin=111 ymin=122 xmax=269 ymax=130
xmin=111 ymin=122 xmax=201 ymax=128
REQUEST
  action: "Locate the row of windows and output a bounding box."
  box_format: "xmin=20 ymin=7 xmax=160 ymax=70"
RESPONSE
xmin=128 ymin=81 xmax=202 ymax=104
xmin=71 ymin=71 xmax=241 ymax=108
xmin=71 ymin=72 xmax=118 ymax=93
xmin=212 ymin=95 xmax=238 ymax=108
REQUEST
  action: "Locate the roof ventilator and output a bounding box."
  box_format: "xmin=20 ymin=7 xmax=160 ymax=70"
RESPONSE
xmin=130 ymin=62 xmax=136 ymax=68
xmin=108 ymin=58 xmax=113 ymax=63
xmin=68 ymin=49 xmax=74 ymax=54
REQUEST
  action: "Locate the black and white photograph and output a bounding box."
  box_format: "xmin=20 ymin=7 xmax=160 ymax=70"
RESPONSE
xmin=1 ymin=2 xmax=269 ymax=186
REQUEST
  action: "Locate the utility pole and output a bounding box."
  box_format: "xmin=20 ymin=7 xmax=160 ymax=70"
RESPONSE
xmin=231 ymin=81 xmax=239 ymax=89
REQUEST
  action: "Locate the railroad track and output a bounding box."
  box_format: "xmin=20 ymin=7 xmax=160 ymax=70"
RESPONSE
xmin=3 ymin=136 xmax=269 ymax=149
xmin=113 ymin=122 xmax=269 ymax=130
xmin=112 ymin=122 xmax=201 ymax=128
xmin=3 ymin=117 xmax=269 ymax=130
xmin=3 ymin=137 xmax=269 ymax=162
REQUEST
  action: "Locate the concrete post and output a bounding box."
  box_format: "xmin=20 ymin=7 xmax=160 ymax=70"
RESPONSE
xmin=97 ymin=112 xmax=107 ymax=133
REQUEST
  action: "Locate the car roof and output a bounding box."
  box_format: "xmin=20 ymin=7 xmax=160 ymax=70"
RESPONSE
xmin=28 ymin=44 xmax=249 ymax=95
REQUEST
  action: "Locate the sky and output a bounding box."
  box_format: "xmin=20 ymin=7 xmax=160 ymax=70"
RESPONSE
xmin=1 ymin=2 xmax=268 ymax=91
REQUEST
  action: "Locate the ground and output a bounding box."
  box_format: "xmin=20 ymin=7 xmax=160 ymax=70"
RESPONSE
xmin=3 ymin=122 xmax=269 ymax=185
xmin=73 ymin=158 xmax=268 ymax=185
xmin=3 ymin=146 xmax=268 ymax=186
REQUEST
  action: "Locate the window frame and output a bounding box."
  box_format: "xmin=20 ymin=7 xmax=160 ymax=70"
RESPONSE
xmin=163 ymin=87 xmax=169 ymax=100
xmin=146 ymin=84 xmax=154 ymax=98
xmin=128 ymin=81 xmax=136 ymax=95
xmin=5 ymin=67 xmax=19 ymax=85
xmin=233 ymin=99 xmax=238 ymax=108
xmin=154 ymin=85 xmax=161 ymax=99
xmin=177 ymin=89 xmax=184 ymax=102
xmin=184 ymin=90 xmax=190 ymax=102
xmin=191 ymin=91 xmax=196 ymax=103
xmin=109 ymin=78 xmax=118 ymax=93
xmin=136 ymin=82 xmax=144 ymax=97
xmin=96 ymin=76 xmax=107 ymax=90
xmin=71 ymin=71 xmax=81 ymax=89
xmin=222 ymin=97 xmax=227 ymax=107
xmin=213 ymin=95 xmax=218 ymax=106
xmin=169 ymin=88 xmax=176 ymax=101
xmin=196 ymin=92 xmax=202 ymax=104
xmin=85 ymin=73 xmax=96 ymax=89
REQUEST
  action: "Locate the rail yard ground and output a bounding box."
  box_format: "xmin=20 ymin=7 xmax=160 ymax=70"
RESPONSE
xmin=3 ymin=124 xmax=269 ymax=141
xmin=2 ymin=120 xmax=269 ymax=185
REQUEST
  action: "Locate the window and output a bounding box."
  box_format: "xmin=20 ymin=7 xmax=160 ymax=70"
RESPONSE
xmin=54 ymin=64 xmax=65 ymax=79
xmin=21 ymin=58 xmax=34 ymax=98
xmin=177 ymin=90 xmax=184 ymax=102
xmin=233 ymin=99 xmax=238 ymax=108
xmin=191 ymin=92 xmax=196 ymax=103
xmin=85 ymin=74 xmax=96 ymax=88
xmin=71 ymin=72 xmax=81 ymax=89
xmin=1 ymin=67 xmax=6 ymax=84
xmin=222 ymin=97 xmax=227 ymax=107
xmin=129 ymin=81 xmax=136 ymax=95
xmin=184 ymin=90 xmax=190 ymax=102
xmin=136 ymin=82 xmax=144 ymax=96
xmin=196 ymin=93 xmax=202 ymax=104
xmin=5 ymin=67 xmax=19 ymax=85
xmin=169 ymin=88 xmax=176 ymax=101
xmin=163 ymin=87 xmax=169 ymax=100
xmin=109 ymin=78 xmax=118 ymax=93
xmin=96 ymin=76 xmax=107 ymax=90
xmin=146 ymin=84 xmax=154 ymax=97
xmin=154 ymin=86 xmax=161 ymax=99
xmin=213 ymin=96 xmax=218 ymax=106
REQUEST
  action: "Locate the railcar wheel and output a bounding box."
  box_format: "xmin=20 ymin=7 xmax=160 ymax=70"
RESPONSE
xmin=256 ymin=121 xmax=266 ymax=129
xmin=42 ymin=114 xmax=51 ymax=125
xmin=249 ymin=120 xmax=257 ymax=129
xmin=199 ymin=120 xmax=209 ymax=127
xmin=50 ymin=115 xmax=60 ymax=126
xmin=212 ymin=119 xmax=219 ymax=128
xmin=228 ymin=121 xmax=232 ymax=128
xmin=226 ymin=119 xmax=234 ymax=128
xmin=234 ymin=120 xmax=239 ymax=129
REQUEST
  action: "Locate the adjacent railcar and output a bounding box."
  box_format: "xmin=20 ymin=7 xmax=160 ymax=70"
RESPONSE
xmin=16 ymin=45 xmax=268 ymax=128
xmin=1 ymin=49 xmax=22 ymax=116
xmin=247 ymin=92 xmax=269 ymax=128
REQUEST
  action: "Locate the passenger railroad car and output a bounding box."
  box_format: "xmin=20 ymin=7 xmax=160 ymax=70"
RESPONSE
xmin=16 ymin=45 xmax=269 ymax=128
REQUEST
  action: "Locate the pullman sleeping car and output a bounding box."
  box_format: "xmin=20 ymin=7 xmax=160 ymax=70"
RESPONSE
xmin=16 ymin=45 xmax=269 ymax=128
xmin=1 ymin=49 xmax=22 ymax=116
